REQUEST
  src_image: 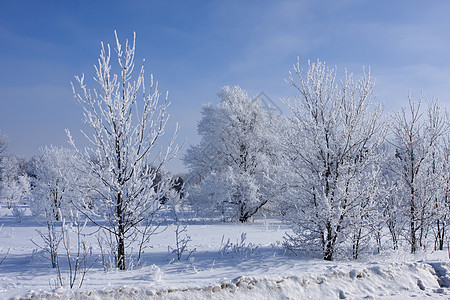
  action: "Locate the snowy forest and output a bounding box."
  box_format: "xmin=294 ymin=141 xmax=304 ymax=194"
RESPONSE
xmin=1 ymin=32 xmax=450 ymax=299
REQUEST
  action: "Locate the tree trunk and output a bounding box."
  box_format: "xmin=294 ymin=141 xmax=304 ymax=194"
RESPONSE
xmin=117 ymin=192 xmax=126 ymax=270
xmin=324 ymin=243 xmax=333 ymax=261
xmin=323 ymin=221 xmax=334 ymax=261
xmin=117 ymin=231 xmax=125 ymax=270
xmin=436 ymin=219 xmax=445 ymax=251
xmin=238 ymin=200 xmax=267 ymax=223
xmin=239 ymin=202 xmax=247 ymax=223
xmin=410 ymin=185 xmax=417 ymax=253
xmin=391 ymin=231 xmax=398 ymax=250
xmin=352 ymin=228 xmax=362 ymax=259
xmin=410 ymin=221 xmax=416 ymax=253
xmin=375 ymin=231 xmax=382 ymax=253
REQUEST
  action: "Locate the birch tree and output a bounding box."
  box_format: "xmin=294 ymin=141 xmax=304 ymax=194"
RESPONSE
xmin=68 ymin=31 xmax=178 ymax=270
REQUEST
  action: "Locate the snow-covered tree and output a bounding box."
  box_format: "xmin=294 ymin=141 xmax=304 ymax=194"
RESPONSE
xmin=0 ymin=155 xmax=30 ymax=209
xmin=430 ymin=134 xmax=450 ymax=251
xmin=378 ymin=151 xmax=405 ymax=251
xmin=390 ymin=97 xmax=449 ymax=253
xmin=0 ymin=131 xmax=8 ymax=157
xmin=0 ymin=131 xmax=8 ymax=204
xmin=184 ymin=86 xmax=281 ymax=222
xmin=30 ymin=146 xmax=86 ymax=220
xmin=68 ymin=31 xmax=178 ymax=270
xmin=30 ymin=146 xmax=89 ymax=268
xmin=0 ymin=134 xmax=30 ymax=219
xmin=282 ymin=59 xmax=385 ymax=260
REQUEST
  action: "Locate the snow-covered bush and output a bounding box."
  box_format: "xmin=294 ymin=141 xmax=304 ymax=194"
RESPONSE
xmin=12 ymin=204 xmax=27 ymax=223
xmin=58 ymin=211 xmax=94 ymax=289
xmin=219 ymin=233 xmax=260 ymax=258
xmin=166 ymin=177 xmax=195 ymax=261
xmin=34 ymin=209 xmax=94 ymax=289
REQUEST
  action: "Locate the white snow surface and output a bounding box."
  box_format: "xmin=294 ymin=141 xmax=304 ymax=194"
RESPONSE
xmin=0 ymin=207 xmax=449 ymax=299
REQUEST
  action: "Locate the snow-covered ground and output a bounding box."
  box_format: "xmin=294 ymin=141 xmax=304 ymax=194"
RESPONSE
xmin=1 ymin=207 xmax=449 ymax=299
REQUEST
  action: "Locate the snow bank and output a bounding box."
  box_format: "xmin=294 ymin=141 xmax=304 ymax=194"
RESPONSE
xmin=20 ymin=261 xmax=450 ymax=300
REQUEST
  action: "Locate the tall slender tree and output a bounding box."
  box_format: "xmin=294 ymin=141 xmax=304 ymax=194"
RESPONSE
xmin=390 ymin=97 xmax=448 ymax=253
xmin=68 ymin=31 xmax=178 ymax=270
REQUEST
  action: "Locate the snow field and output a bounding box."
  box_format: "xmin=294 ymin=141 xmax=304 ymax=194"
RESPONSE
xmin=1 ymin=209 xmax=450 ymax=299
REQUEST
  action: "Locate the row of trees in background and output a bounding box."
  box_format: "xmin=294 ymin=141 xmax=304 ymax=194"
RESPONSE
xmin=0 ymin=33 xmax=449 ymax=266
xmin=184 ymin=60 xmax=449 ymax=261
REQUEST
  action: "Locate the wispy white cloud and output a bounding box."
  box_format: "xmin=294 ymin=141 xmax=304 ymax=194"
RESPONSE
xmin=375 ymin=63 xmax=450 ymax=111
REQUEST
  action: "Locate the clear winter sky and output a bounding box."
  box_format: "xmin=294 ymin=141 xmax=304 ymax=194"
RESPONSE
xmin=0 ymin=0 xmax=449 ymax=172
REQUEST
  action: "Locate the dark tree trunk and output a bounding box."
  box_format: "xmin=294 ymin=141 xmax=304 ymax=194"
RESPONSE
xmin=352 ymin=228 xmax=362 ymax=259
xmin=117 ymin=192 xmax=126 ymax=270
xmin=410 ymin=203 xmax=416 ymax=254
xmin=238 ymin=199 xmax=268 ymax=223
xmin=324 ymin=244 xmax=333 ymax=261
xmin=410 ymin=181 xmax=417 ymax=254
xmin=117 ymin=232 xmax=125 ymax=270
xmin=323 ymin=221 xmax=334 ymax=261
xmin=436 ymin=219 xmax=445 ymax=251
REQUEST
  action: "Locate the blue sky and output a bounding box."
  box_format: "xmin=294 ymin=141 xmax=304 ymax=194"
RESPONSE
xmin=1 ymin=0 xmax=449 ymax=172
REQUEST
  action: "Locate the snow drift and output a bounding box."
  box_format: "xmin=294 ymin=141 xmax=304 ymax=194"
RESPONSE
xmin=21 ymin=261 xmax=450 ymax=299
